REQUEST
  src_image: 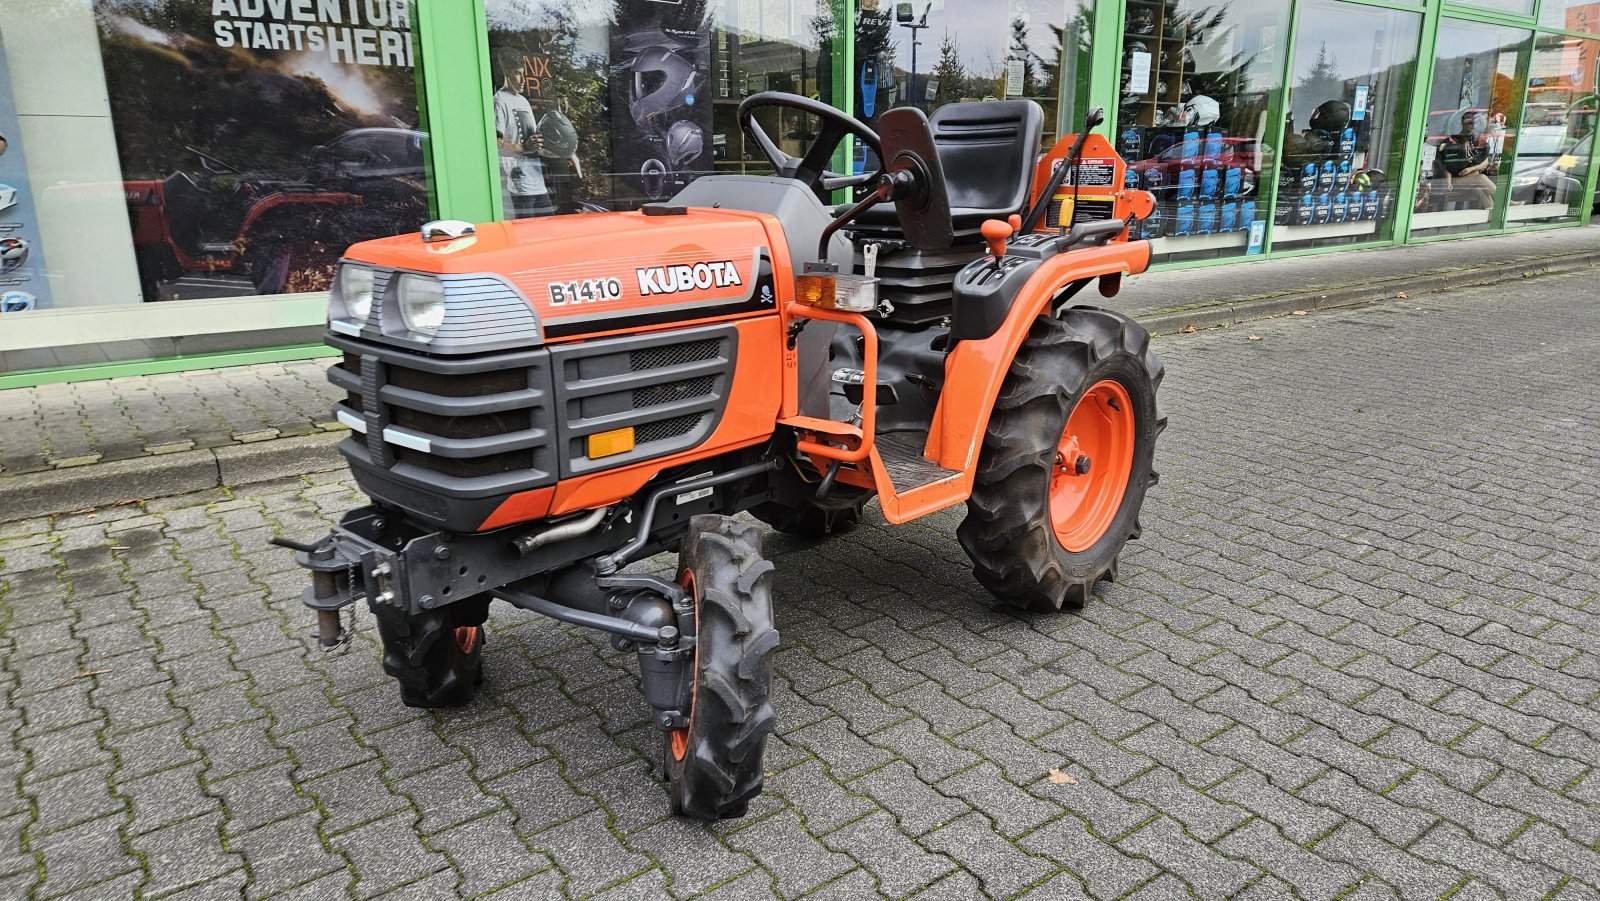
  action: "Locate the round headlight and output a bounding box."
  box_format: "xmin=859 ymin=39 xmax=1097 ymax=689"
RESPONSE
xmin=334 ymin=264 xmax=374 ymax=323
xmin=397 ymin=273 xmax=447 ymax=337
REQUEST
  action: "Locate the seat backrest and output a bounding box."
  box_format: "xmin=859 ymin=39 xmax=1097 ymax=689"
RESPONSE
xmin=929 ymin=100 xmax=1044 ymax=217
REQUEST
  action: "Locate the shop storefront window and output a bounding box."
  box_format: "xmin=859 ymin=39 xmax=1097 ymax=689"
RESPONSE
xmin=105 ymin=0 xmax=433 ymax=302
xmin=1411 ymin=20 xmax=1531 ymax=237
xmin=1505 ymin=31 xmax=1598 ymax=224
xmin=1117 ymin=0 xmax=1291 ymax=263
xmin=1273 ymin=1 xmax=1420 ymax=251
xmin=1541 ymin=0 xmax=1600 ymax=36
xmin=484 ymin=0 xmax=840 ymax=215
xmin=853 ymin=0 xmax=1095 ymax=146
xmin=1 ymin=0 xmax=433 ymax=370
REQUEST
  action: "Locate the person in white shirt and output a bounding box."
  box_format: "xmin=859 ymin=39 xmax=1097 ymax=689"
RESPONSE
xmin=493 ymin=51 xmax=554 ymax=218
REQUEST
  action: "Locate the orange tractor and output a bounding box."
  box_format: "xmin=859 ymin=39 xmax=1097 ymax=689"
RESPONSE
xmin=279 ymin=94 xmax=1164 ymax=820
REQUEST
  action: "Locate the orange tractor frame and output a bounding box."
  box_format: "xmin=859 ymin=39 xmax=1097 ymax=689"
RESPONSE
xmin=279 ymin=94 xmax=1165 ymax=819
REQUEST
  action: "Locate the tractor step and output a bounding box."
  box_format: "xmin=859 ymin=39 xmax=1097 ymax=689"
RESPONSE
xmin=875 ymin=430 xmax=960 ymax=494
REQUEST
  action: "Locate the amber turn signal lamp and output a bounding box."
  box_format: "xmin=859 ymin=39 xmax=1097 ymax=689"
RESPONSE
xmin=587 ymin=427 xmax=636 ymax=458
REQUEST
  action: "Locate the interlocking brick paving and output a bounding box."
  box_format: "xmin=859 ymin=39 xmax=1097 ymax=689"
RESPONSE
xmin=2 ymin=270 xmax=1596 ymax=898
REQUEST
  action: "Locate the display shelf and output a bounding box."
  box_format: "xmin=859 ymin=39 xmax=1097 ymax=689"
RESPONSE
xmin=1504 ymin=203 xmax=1572 ymax=222
xmin=1148 ymin=231 xmax=1250 ymax=254
xmin=1410 ymin=209 xmax=1493 ymax=229
xmin=1274 ymin=220 xmax=1381 ymax=241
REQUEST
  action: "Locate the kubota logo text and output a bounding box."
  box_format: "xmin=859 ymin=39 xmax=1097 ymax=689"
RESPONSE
xmin=636 ymin=261 xmax=742 ymax=296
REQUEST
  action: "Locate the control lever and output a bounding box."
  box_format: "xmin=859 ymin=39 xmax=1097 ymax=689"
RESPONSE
xmin=981 ymin=214 xmax=1025 ymax=260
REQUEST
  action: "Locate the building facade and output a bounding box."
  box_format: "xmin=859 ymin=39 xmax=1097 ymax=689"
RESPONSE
xmin=1 ymin=0 xmax=1594 ymax=386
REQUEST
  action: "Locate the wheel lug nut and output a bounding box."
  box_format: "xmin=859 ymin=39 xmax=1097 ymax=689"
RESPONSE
xmin=1075 ymin=455 xmax=1092 ymax=475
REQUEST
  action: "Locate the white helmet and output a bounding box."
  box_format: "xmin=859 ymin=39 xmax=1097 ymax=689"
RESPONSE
xmin=1183 ymin=95 xmax=1220 ymax=128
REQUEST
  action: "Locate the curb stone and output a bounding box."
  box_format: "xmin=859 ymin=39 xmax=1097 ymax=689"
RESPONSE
xmin=1138 ymin=249 xmax=1600 ymax=336
xmin=1 ymin=432 xmax=346 ymax=523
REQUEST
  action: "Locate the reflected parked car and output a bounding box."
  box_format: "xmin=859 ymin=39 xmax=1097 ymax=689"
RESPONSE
xmin=1510 ymin=125 xmax=1577 ymax=203
xmin=1529 ymin=133 xmax=1596 ymax=213
xmin=1127 ymin=137 xmax=1266 ymax=196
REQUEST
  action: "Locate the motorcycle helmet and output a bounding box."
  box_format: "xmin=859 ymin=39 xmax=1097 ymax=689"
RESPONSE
xmin=1129 ymin=8 xmax=1155 ymax=34
xmin=665 ymin=120 xmax=705 ymax=170
xmin=0 ymin=290 xmax=34 ymax=313
xmin=0 ymin=237 xmax=28 ymax=274
xmin=627 ymin=47 xmax=702 ymax=129
xmin=640 ymin=158 xmax=668 ymax=199
xmin=534 ymin=107 xmax=579 ymax=159
xmin=1308 ymin=100 xmax=1352 ymax=134
xmin=1182 ymin=95 xmax=1220 ymax=128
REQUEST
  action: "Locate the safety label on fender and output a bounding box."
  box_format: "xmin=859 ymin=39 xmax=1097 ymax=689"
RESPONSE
xmin=1054 ymin=157 xmax=1117 ymax=188
xmin=831 ymin=368 xmax=866 ymax=384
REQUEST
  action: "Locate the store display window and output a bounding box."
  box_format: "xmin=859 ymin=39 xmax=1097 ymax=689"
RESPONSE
xmin=1411 ymin=19 xmax=1532 ymax=237
xmin=1 ymin=0 xmax=433 ymax=364
xmin=1273 ymin=1 xmax=1421 ymax=251
xmin=853 ymin=0 xmax=1095 ymax=148
xmin=484 ymin=0 xmax=840 ymax=215
xmin=103 ymin=0 xmax=433 ymax=303
xmin=1541 ymin=0 xmax=1600 ymax=37
xmin=1116 ymin=0 xmax=1291 ymax=263
xmin=1505 ymin=32 xmax=1598 ymax=225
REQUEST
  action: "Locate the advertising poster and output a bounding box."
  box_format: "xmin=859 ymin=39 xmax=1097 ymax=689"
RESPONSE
xmin=609 ymin=0 xmax=713 ymax=204
xmin=0 ymin=39 xmax=53 ymax=313
xmin=484 ymin=0 xmax=612 ymax=218
xmin=95 ymin=0 xmax=429 ymax=302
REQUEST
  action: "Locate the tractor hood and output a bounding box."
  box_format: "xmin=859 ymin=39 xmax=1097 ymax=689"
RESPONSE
xmin=340 ymin=208 xmax=782 ymax=344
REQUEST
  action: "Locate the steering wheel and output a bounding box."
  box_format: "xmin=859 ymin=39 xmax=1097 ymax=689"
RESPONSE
xmin=737 ymin=92 xmax=883 ymax=199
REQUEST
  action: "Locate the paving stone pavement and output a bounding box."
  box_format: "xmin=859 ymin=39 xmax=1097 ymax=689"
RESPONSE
xmin=1 ymin=270 xmax=1596 ymax=900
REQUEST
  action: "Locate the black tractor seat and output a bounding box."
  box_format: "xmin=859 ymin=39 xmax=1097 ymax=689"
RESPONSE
xmin=850 ymin=100 xmax=1044 ymax=324
xmin=855 ymin=99 xmax=1044 ymax=234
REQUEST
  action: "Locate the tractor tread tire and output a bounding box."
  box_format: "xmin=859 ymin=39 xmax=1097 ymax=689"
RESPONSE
xmin=372 ymin=603 xmax=484 ymax=709
xmin=666 ymin=515 xmax=779 ymax=821
xmin=958 ymin=307 xmax=1164 ymax=613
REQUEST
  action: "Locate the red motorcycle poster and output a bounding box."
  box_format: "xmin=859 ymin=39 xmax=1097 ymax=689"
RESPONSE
xmin=96 ymin=0 xmax=429 ymax=302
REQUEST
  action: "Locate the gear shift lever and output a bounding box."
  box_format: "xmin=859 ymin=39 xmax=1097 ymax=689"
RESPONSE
xmin=982 ymin=214 xmax=1025 ymax=259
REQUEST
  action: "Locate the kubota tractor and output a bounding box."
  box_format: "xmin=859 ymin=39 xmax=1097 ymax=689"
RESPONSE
xmin=277 ymin=94 xmax=1165 ymax=820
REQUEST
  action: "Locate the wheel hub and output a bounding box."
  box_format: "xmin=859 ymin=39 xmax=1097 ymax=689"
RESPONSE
xmin=1049 ymin=380 xmax=1136 ymax=552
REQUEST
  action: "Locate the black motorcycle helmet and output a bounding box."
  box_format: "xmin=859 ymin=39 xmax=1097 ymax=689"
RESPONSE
xmin=628 ymin=46 xmax=702 ymax=129
xmin=1308 ymin=99 xmax=1352 ymax=133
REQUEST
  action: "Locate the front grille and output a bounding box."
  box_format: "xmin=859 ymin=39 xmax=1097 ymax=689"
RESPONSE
xmin=636 ymin=413 xmax=704 ymax=444
xmin=394 ymin=447 xmax=535 ymax=479
xmin=388 ymin=364 xmax=527 ymax=398
xmin=552 ymin=324 xmax=737 ymax=478
xmin=329 ymin=335 xmax=557 ymax=491
xmin=629 ymin=339 xmax=719 ymax=372
xmin=634 ymin=375 xmax=716 ymax=409
xmin=390 ymin=407 xmax=532 ymax=440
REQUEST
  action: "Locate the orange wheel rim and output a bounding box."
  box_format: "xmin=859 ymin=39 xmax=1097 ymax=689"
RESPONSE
xmin=669 ymin=571 xmax=697 ymax=762
xmin=1050 ymin=379 xmax=1135 ymax=553
xmin=454 ymin=626 xmax=479 ymax=655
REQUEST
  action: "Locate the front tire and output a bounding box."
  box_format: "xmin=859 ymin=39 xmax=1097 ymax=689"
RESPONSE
xmin=958 ymin=308 xmax=1165 ymax=612
xmin=664 ymin=515 xmax=779 ymax=820
xmin=371 ymin=602 xmax=485 ymax=708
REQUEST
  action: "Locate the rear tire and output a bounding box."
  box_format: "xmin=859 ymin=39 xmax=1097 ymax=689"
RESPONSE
xmin=959 ymin=308 xmax=1164 ymax=612
xmin=664 ymin=515 xmax=779 ymax=820
xmin=371 ymin=602 xmax=485 ymax=708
